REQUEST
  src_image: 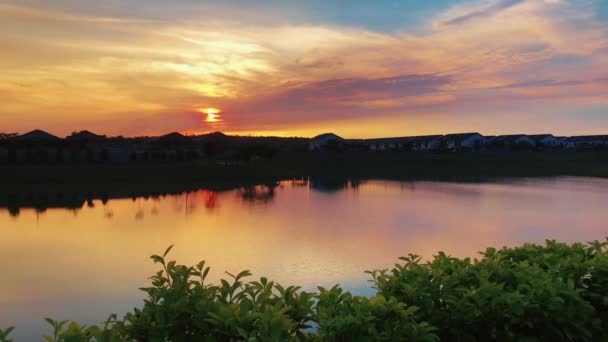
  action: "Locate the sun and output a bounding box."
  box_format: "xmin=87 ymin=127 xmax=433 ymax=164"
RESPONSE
xmin=199 ymin=107 xmax=221 ymax=123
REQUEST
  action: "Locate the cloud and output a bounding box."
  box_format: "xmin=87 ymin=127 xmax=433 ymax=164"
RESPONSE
xmin=275 ymin=74 xmax=452 ymax=106
xmin=437 ymin=0 xmax=525 ymax=27
xmin=218 ymin=74 xmax=452 ymax=128
xmin=0 ymin=1 xmax=607 ymax=136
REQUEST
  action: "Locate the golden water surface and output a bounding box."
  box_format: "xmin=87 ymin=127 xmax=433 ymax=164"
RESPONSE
xmin=1 ymin=177 xmax=607 ymax=340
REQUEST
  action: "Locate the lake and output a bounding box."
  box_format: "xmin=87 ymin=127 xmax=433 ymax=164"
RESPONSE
xmin=1 ymin=177 xmax=607 ymax=340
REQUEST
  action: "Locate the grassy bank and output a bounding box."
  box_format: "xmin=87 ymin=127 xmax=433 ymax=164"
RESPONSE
xmin=2 ymin=240 xmax=607 ymax=341
xmin=2 ymin=151 xmax=608 ymax=184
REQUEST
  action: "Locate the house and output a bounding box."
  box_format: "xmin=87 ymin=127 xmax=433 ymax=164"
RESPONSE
xmin=366 ymin=137 xmax=414 ymax=151
xmin=16 ymin=129 xmax=61 ymax=143
xmin=442 ymin=133 xmax=485 ymax=151
xmin=66 ymin=130 xmax=107 ymax=143
xmin=10 ymin=130 xmax=63 ymax=162
xmin=0 ymin=133 xmax=18 ymax=140
xmin=154 ymin=132 xmax=192 ymax=145
xmin=528 ymin=134 xmax=561 ymax=149
xmin=564 ymin=136 xmax=608 ymax=150
xmin=309 ymin=133 xmax=345 ymax=151
xmin=365 ymin=135 xmax=443 ymax=152
xmin=409 ymin=135 xmax=444 ymax=151
xmin=488 ymin=135 xmax=536 ymax=150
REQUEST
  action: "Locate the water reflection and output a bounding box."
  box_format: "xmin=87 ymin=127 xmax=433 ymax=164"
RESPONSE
xmin=1 ymin=177 xmax=608 ymax=340
xmin=238 ymin=183 xmax=279 ymax=204
xmin=0 ymin=178 xmax=367 ymax=218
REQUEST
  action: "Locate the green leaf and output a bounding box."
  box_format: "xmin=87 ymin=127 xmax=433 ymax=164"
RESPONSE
xmin=163 ymin=245 xmax=174 ymax=257
xmin=150 ymin=255 xmax=164 ymax=264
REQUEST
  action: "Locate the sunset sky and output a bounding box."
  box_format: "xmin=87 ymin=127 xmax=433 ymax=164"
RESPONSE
xmin=1 ymin=0 xmax=607 ymax=138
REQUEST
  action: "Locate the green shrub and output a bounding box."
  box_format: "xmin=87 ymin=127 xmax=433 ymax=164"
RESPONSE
xmin=368 ymin=240 xmax=608 ymax=341
xmin=119 ymin=246 xmax=316 ymax=341
xmin=3 ymin=240 xmax=607 ymax=341
xmin=0 ymin=327 xmax=15 ymax=342
xmin=314 ymin=285 xmax=437 ymax=341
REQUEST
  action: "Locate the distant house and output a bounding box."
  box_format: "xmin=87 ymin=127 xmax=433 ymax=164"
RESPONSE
xmin=155 ymin=132 xmax=192 ymax=145
xmin=409 ymin=135 xmax=444 ymax=152
xmin=65 ymin=131 xmax=111 ymax=162
xmin=488 ymin=135 xmax=536 ymax=150
xmin=12 ymin=130 xmax=62 ymax=162
xmin=309 ymin=133 xmax=345 ymax=151
xmin=366 ymin=137 xmax=413 ymax=151
xmin=16 ymin=129 xmax=61 ymax=143
xmin=442 ymin=133 xmax=484 ymax=151
xmin=0 ymin=133 xmax=18 ymax=141
xmin=365 ymin=135 xmax=443 ymax=152
xmin=66 ymin=130 xmax=107 ymax=143
xmin=528 ymin=134 xmax=561 ymax=149
xmin=564 ymin=135 xmax=608 ymax=150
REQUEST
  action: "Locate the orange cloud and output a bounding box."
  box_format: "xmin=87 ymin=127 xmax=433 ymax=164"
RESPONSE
xmin=0 ymin=1 xmax=606 ymax=137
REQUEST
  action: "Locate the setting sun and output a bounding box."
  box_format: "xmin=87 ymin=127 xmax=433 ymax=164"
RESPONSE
xmin=199 ymin=107 xmax=222 ymax=123
xmin=2 ymin=1 xmax=608 ymax=340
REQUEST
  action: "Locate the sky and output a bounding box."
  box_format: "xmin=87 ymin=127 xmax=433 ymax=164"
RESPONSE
xmin=0 ymin=0 xmax=607 ymax=138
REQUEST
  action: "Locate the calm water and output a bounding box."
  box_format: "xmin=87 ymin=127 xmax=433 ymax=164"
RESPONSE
xmin=1 ymin=177 xmax=607 ymax=340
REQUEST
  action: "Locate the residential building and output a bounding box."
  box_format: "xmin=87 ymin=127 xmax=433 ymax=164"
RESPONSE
xmin=564 ymin=136 xmax=608 ymax=150
xmin=309 ymin=133 xmax=345 ymax=151
xmin=442 ymin=133 xmax=485 ymax=151
xmin=528 ymin=134 xmax=561 ymax=149
xmin=488 ymin=135 xmax=536 ymax=150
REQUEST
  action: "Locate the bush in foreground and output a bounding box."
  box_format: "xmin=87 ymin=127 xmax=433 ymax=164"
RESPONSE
xmin=2 ymin=240 xmax=607 ymax=341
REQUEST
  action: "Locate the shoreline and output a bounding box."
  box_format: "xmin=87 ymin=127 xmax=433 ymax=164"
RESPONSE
xmin=1 ymin=151 xmax=608 ymax=184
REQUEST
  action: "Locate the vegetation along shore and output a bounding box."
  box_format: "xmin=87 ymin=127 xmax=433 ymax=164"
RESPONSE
xmin=3 ymin=130 xmax=608 ymax=183
xmin=1 ymin=240 xmax=607 ymax=341
xmin=2 ymin=151 xmax=608 ymax=184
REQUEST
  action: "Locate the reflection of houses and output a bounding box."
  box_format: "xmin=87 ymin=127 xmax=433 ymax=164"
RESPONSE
xmin=442 ymin=133 xmax=484 ymax=151
xmin=309 ymin=133 xmax=345 ymax=151
xmin=487 ymin=135 xmax=536 ymax=150
xmin=309 ymin=178 xmax=350 ymax=193
xmin=238 ymin=183 xmax=278 ymax=203
xmin=0 ymin=191 xmax=89 ymax=217
xmin=564 ymin=136 xmax=608 ymax=150
xmin=0 ymin=184 xmax=214 ymax=216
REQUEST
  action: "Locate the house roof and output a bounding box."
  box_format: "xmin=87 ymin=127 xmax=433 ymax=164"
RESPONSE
xmin=528 ymin=134 xmax=556 ymax=141
xmin=194 ymin=131 xmax=229 ymax=142
xmin=155 ymin=132 xmax=192 ymax=144
xmin=66 ymin=130 xmax=107 ymax=142
xmin=204 ymin=131 xmax=227 ymax=138
xmin=444 ymin=132 xmax=481 ymax=138
xmin=311 ymin=133 xmax=344 ymax=141
xmin=443 ymin=132 xmax=482 ymax=142
xmin=16 ymin=129 xmax=61 ymax=142
xmin=365 ymin=136 xmax=415 ymax=144
xmin=365 ymin=135 xmax=442 ymax=144
xmin=489 ymin=135 xmax=533 ymax=143
xmin=0 ymin=133 xmax=18 ymax=140
xmin=409 ymin=135 xmax=444 ymax=142
xmin=566 ymin=135 xmax=608 ymax=142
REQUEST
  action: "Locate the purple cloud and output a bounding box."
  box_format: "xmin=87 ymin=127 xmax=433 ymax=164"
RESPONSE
xmin=439 ymin=0 xmax=525 ymax=27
